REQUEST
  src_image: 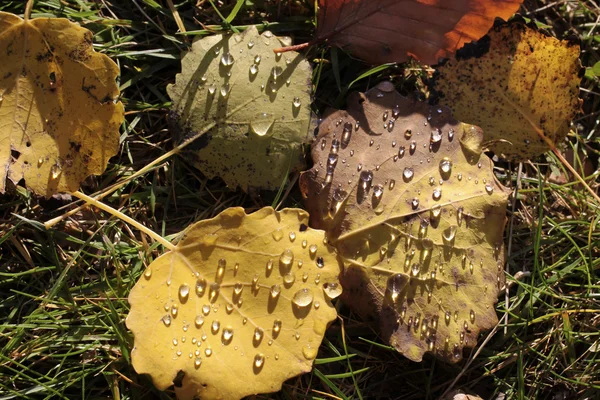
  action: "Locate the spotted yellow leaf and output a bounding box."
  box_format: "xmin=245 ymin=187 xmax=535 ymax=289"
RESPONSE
xmin=0 ymin=12 xmax=124 ymax=196
xmin=435 ymin=22 xmax=581 ymax=160
xmin=127 ymin=207 xmax=341 ymax=400
xmin=300 ymin=82 xmax=509 ymax=362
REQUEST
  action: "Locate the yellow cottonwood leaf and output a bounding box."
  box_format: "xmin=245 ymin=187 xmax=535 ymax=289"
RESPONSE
xmin=300 ymin=82 xmax=509 ymax=362
xmin=435 ymin=22 xmax=581 ymax=160
xmin=0 ymin=12 xmax=124 ymax=197
xmin=168 ymin=26 xmax=312 ymax=191
xmin=127 ymin=207 xmax=341 ymax=400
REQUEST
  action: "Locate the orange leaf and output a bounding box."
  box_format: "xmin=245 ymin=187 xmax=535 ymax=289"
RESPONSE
xmin=314 ymin=0 xmax=523 ymax=65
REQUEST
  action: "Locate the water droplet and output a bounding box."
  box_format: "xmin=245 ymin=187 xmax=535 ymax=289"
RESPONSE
xmin=330 ymin=139 xmax=340 ymax=154
xmin=403 ymin=167 xmax=414 ymax=181
xmin=195 ymin=315 xmax=204 ymax=328
xmin=453 ymin=344 xmax=461 ymax=359
xmin=202 ymin=304 xmax=211 ymax=315
xmin=208 ymin=84 xmax=216 ymax=95
xmin=411 ymin=263 xmax=420 ymax=276
xmin=430 ymin=129 xmax=442 ymax=144
xmin=485 ymin=184 xmax=494 ymax=194
xmin=457 ymin=207 xmax=464 ymax=226
xmin=323 ymin=282 xmax=342 ymax=299
xmin=205 ymin=347 xmax=213 ymax=357
xmin=250 ymin=113 xmax=275 ymax=137
xmin=302 ymin=344 xmax=318 ymax=360
xmin=162 ymin=315 xmax=172 ymax=327
xmin=432 ymin=188 xmax=442 ymax=201
xmin=293 ymin=97 xmax=301 ymax=108
xmin=411 ymin=198 xmax=419 ymax=209
xmin=249 ymin=64 xmax=258 ymax=75
xmin=254 ymin=353 xmax=265 ymax=368
xmin=209 ymin=282 xmax=220 ymax=302
xmin=383 ymin=111 xmax=388 ymax=121
xmin=372 ymin=184 xmax=384 ymax=202
xmin=270 ymin=284 xmax=281 ymax=299
xmin=254 ymin=327 xmax=264 ymax=342
xmin=387 ymin=274 xmax=407 ymax=302
xmin=219 ymin=83 xmax=230 ymax=97
xmin=398 ymin=146 xmax=406 ymax=158
xmin=266 ymin=259 xmax=274 ymax=272
xmin=309 ymin=244 xmax=317 ymax=257
xmin=171 ymin=304 xmax=178 ymax=317
xmin=280 ymin=249 xmax=294 ymax=267
xmin=273 ymin=319 xmax=282 ymax=334
xmin=430 ymin=204 xmax=441 ymax=220
xmin=292 ymin=288 xmax=314 ymax=308
xmin=283 ymin=272 xmax=295 ymax=285
xmin=50 ymin=164 xmax=62 ymax=179
xmin=194 ymin=357 xmax=202 ymax=368
xmin=419 ymin=220 xmax=428 ymax=238
xmin=143 ymin=269 xmax=152 ymax=279
xmin=220 ymin=52 xmax=234 ymax=66
xmin=247 ymin=40 xmax=255 ymax=48
xmin=470 ymin=310 xmax=475 ymax=322
xmin=443 ymin=226 xmax=457 ymax=244
xmin=389 ymin=179 xmax=396 ymax=190
xmin=341 ymin=122 xmax=352 ymax=147
xmin=271 ymin=66 xmax=283 ymax=80
xmin=439 ymin=158 xmax=452 ymax=177
xmin=410 ymin=141 xmax=416 ymax=153
xmin=211 ymin=320 xmax=220 ymax=334
xmin=359 ymin=170 xmax=373 ymax=191
xmin=179 ymin=284 xmax=190 ymax=302
xmin=216 ymin=258 xmax=226 ymax=281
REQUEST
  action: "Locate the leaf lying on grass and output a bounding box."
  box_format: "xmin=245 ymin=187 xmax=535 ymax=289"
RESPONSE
xmin=300 ymin=82 xmax=510 ymax=362
xmin=435 ymin=21 xmax=581 ymax=160
xmin=127 ymin=207 xmax=342 ymax=400
xmin=168 ymin=26 xmax=313 ymax=191
xmin=0 ymin=11 xmax=124 ymax=197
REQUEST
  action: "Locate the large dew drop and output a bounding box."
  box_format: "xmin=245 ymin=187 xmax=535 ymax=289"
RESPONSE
xmin=280 ymin=249 xmax=294 ymax=267
xmin=249 ymin=113 xmax=275 ymax=137
xmin=403 ymin=167 xmax=414 ymax=181
xmin=292 ymin=288 xmax=314 ymax=308
xmin=323 ymin=282 xmax=342 ymax=299
xmin=179 ymin=284 xmax=190 ymax=303
xmin=220 ymin=52 xmax=234 ymax=66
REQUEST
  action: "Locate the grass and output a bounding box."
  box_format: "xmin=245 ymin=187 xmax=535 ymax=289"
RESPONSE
xmin=1 ymin=0 xmax=599 ymax=399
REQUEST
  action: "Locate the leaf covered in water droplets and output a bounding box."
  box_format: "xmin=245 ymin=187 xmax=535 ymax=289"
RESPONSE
xmin=434 ymin=22 xmax=581 ymax=160
xmin=168 ymin=26 xmax=313 ymax=191
xmin=312 ymin=0 xmax=523 ymax=65
xmin=0 ymin=12 xmax=124 ymax=196
xmin=299 ymin=82 xmax=510 ymax=362
xmin=127 ymin=207 xmax=341 ymax=400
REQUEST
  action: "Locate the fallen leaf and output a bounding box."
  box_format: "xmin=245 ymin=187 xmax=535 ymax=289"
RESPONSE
xmin=0 ymin=12 xmax=124 ymax=196
xmin=300 ymin=82 xmax=509 ymax=362
xmin=435 ymin=22 xmax=581 ymax=160
xmin=127 ymin=207 xmax=342 ymax=400
xmin=311 ymin=0 xmax=523 ymax=65
xmin=168 ymin=26 xmax=313 ymax=191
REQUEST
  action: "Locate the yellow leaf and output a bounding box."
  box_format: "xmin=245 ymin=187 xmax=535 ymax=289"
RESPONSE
xmin=0 ymin=12 xmax=124 ymax=196
xmin=300 ymin=82 xmax=510 ymax=362
xmin=435 ymin=22 xmax=581 ymax=160
xmin=127 ymin=207 xmax=341 ymax=400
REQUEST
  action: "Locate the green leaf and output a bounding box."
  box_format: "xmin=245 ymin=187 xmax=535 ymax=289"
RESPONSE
xmin=167 ymin=26 xmax=313 ymax=191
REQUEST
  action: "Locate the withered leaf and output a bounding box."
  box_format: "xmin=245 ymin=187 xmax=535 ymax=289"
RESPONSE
xmin=300 ymin=82 xmax=510 ymax=362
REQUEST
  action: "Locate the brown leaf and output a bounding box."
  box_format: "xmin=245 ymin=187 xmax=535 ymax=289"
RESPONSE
xmin=313 ymin=0 xmax=523 ymax=65
xmin=300 ymin=82 xmax=509 ymax=362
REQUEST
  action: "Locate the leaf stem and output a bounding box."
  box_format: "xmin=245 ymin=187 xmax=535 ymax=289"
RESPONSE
xmin=24 ymin=0 xmax=34 ymax=21
xmin=69 ymin=190 xmax=176 ymax=251
xmin=273 ymin=42 xmax=311 ymax=54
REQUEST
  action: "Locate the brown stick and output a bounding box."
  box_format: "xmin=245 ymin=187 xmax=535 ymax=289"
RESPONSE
xmin=273 ymin=41 xmax=311 ymax=54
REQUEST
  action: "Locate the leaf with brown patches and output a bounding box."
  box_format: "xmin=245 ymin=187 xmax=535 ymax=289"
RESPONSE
xmin=434 ymin=22 xmax=581 ymax=160
xmin=300 ymin=82 xmax=509 ymax=362
xmin=0 ymin=12 xmax=124 ymax=196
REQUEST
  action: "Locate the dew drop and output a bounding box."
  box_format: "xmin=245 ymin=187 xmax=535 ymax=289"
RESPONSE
xmin=202 ymin=304 xmax=210 ymax=315
xmin=411 ymin=198 xmax=419 ymax=209
xmin=359 ymin=170 xmax=373 ymax=191
xmin=249 ymin=64 xmax=258 ymax=75
xmin=389 ymin=179 xmax=396 ymax=190
xmin=372 ymin=184 xmax=384 ymax=202
xmin=302 ymin=344 xmax=318 ymax=360
xmin=208 ymin=84 xmax=216 ymax=95
xmin=270 ymin=284 xmax=281 ymax=299
xmin=403 ymin=167 xmax=414 ymax=181
xmin=341 ymin=122 xmax=352 ymax=147
xmin=293 ymin=97 xmax=301 ymax=108
xmin=430 ymin=204 xmax=441 ymax=219
xmin=254 ymin=55 xmax=261 ymax=64
xmin=273 ymin=319 xmax=282 ymax=334
xmin=143 ymin=268 xmax=152 ymax=279
xmin=271 ymin=66 xmax=283 ymax=81
xmin=439 ymin=158 xmax=452 ymax=176
xmin=220 ymin=83 xmax=230 ymax=97
xmin=179 ymin=284 xmax=190 ymax=302
xmin=254 ymin=353 xmax=265 ymax=368
xmin=250 ymin=113 xmax=275 ymax=137
xmin=220 ymin=52 xmax=234 ymax=66
xmin=283 ymin=272 xmax=295 ymax=285
xmin=443 ymin=225 xmax=457 ymax=244
xmin=254 ymin=327 xmax=264 ymax=342
xmin=411 ymin=263 xmax=420 ymax=277
xmin=323 ymin=282 xmax=342 ymax=299
xmin=387 ymin=274 xmax=407 ymax=302
xmin=430 ymin=129 xmax=442 ymax=144
xmin=162 ymin=315 xmax=172 ymax=327
xmin=292 ymin=288 xmax=314 ymax=308
xmin=205 ymin=347 xmax=213 ymax=357
xmin=50 ymin=164 xmax=62 ymax=179
xmin=485 ymin=184 xmax=494 ymax=194
xmin=211 ymin=320 xmax=220 ymax=334
xmin=194 ymin=357 xmax=202 ymax=368
xmin=457 ymin=207 xmax=464 ymax=226
xmin=432 ymin=188 xmax=442 ymax=201
xmin=280 ymin=249 xmax=294 ymax=267
xmin=409 ymin=141 xmax=416 ymax=153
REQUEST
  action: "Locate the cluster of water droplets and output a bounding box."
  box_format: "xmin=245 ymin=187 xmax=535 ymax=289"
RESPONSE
xmin=143 ymin=223 xmax=342 ymax=372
